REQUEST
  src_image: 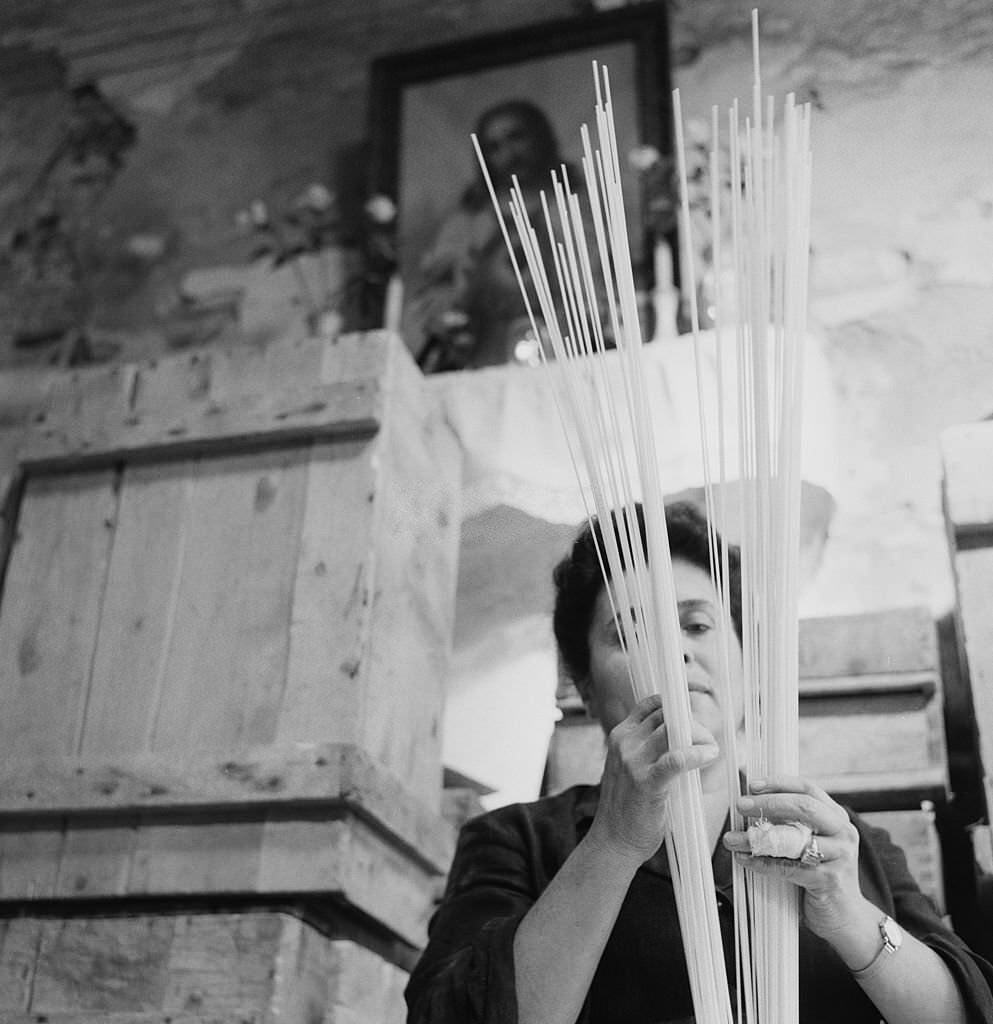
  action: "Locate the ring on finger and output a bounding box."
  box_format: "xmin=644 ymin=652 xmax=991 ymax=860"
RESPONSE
xmin=799 ymin=835 xmax=825 ymax=867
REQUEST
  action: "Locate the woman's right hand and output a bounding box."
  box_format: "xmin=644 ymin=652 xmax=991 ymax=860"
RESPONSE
xmin=588 ymin=693 xmax=719 ymax=862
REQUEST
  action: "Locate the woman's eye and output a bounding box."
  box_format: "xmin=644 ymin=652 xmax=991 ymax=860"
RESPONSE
xmin=682 ymin=619 xmax=713 ymax=635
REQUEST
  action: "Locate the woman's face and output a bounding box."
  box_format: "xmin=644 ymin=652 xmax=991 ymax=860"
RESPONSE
xmin=479 ymin=111 xmax=544 ymax=189
xmin=580 ymin=556 xmax=744 ymax=746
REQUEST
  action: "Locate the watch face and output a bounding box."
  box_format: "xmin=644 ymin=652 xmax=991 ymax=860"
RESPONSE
xmin=881 ymin=915 xmax=903 ymax=951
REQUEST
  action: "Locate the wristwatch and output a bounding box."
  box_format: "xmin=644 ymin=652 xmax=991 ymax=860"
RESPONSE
xmin=879 ymin=914 xmax=903 ymax=955
xmin=853 ymin=914 xmax=903 ymax=977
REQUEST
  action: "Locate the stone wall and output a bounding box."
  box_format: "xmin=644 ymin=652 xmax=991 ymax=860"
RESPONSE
xmin=0 ymin=0 xmax=576 ymax=365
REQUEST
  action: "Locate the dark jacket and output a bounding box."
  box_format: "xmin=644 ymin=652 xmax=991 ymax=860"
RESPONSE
xmin=406 ymin=784 xmax=993 ymax=1024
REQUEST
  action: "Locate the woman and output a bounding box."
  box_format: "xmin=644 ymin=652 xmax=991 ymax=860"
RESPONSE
xmin=405 ymin=503 xmax=993 ymax=1023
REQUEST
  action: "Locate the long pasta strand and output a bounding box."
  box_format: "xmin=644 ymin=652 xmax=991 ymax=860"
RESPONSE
xmin=680 ymin=11 xmax=813 ymax=1023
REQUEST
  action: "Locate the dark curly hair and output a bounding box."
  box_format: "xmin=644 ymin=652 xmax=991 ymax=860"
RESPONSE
xmin=552 ymin=501 xmax=742 ymax=684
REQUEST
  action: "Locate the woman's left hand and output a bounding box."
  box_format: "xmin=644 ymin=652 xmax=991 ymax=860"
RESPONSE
xmin=722 ymin=774 xmax=866 ymax=945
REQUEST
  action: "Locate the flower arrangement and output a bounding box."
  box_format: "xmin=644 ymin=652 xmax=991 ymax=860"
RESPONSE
xmin=236 ymin=183 xmax=397 ymax=335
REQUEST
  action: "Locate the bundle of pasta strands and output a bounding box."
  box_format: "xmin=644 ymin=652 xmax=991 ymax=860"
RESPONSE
xmin=677 ymin=11 xmax=813 ymax=1023
xmin=472 ymin=64 xmax=735 ymax=1024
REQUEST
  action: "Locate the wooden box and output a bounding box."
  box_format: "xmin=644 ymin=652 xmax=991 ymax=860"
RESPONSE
xmin=0 ymin=331 xmax=460 ymax=946
xmin=795 ymin=606 xmax=948 ymax=809
xmin=0 ymin=909 xmax=409 ymax=1023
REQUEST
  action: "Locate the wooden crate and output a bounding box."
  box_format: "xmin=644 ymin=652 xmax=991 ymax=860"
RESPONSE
xmin=795 ymin=606 xmax=948 ymax=809
xmin=0 ymin=331 xmax=460 ymax=946
xmin=0 ymin=909 xmax=408 ymax=1024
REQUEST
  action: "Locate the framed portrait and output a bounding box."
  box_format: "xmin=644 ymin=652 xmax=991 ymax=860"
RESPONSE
xmin=368 ymin=6 xmax=674 ymax=371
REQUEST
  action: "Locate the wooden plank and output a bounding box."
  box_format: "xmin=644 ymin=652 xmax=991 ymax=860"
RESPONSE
xmin=941 ymin=421 xmax=993 ymax=534
xmin=202 ymin=331 xmax=375 ymax=405
xmin=0 ymin=744 xmax=454 ymax=872
xmin=126 ymin=445 xmax=309 ymax=895
xmin=21 ymin=334 xmax=388 ymax=473
xmin=147 ymin=448 xmax=307 ymax=753
xmin=78 ymin=345 xmax=234 ymax=747
xmin=812 ymin=769 xmax=947 ymax=811
xmin=0 ymin=918 xmax=43 ymax=1012
xmin=53 ymin=814 xmax=137 ymax=898
xmin=0 ymin=742 xmax=356 ymax=812
xmin=799 ymin=709 xmax=936 ymax=776
xmin=55 ymin=461 xmax=192 ymax=897
xmin=321 ymin=938 xmax=408 ymax=1024
xmin=0 ymin=910 xmax=407 ymax=1024
xmin=278 ymin=432 xmax=374 ymax=761
xmin=21 ymin=379 xmax=379 ymax=472
xmin=339 ymin=746 xmax=455 ymax=871
xmin=0 ymin=470 xmax=119 ymax=759
xmin=28 ymin=364 xmax=131 ymax=465
xmin=274 ymin=331 xmax=392 ymax=748
xmin=125 ymin=814 xmax=267 ymax=895
xmin=265 ymin=916 xmax=410 ymax=1024
xmin=250 ymin=915 xmax=318 ymax=1024
xmin=0 ymin=824 xmax=64 ymax=899
xmin=277 ymin=335 xmax=460 ymax=811
xmin=160 ymin=913 xmax=282 ymax=1018
xmin=76 ymin=462 xmax=194 ymax=754
xmin=0 ymin=468 xmax=119 ymax=901
xmin=953 ymin=546 xmax=993 ymax=803
xmin=205 ymin=333 xmax=347 ymax=910
xmin=21 ymin=814 xmax=439 ymax=946
xmin=798 ymin=671 xmax=936 ymax=699
xmin=257 ymin=814 xmax=436 ymax=947
xmin=29 ymin=917 xmax=174 ymax=1013
xmin=277 ymin=436 xmax=370 ymax=750
xmin=798 ymin=607 xmax=938 ymax=678
xmin=355 ymin=342 xmax=461 ymax=809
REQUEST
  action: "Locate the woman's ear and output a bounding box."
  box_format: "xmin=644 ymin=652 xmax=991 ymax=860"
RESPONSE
xmin=574 ymin=675 xmax=597 ymax=720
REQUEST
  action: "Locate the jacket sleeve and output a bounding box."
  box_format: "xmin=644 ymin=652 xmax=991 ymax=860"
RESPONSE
xmin=404 ymin=806 xmax=540 ymax=1024
xmin=855 ymin=814 xmax=993 ymax=1023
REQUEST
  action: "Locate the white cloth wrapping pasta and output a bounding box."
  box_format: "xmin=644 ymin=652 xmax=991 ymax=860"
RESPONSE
xmin=746 ymin=819 xmax=814 ymax=859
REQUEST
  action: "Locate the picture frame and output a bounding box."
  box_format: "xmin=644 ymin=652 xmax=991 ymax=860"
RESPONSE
xmin=368 ymin=6 xmax=675 ymax=371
